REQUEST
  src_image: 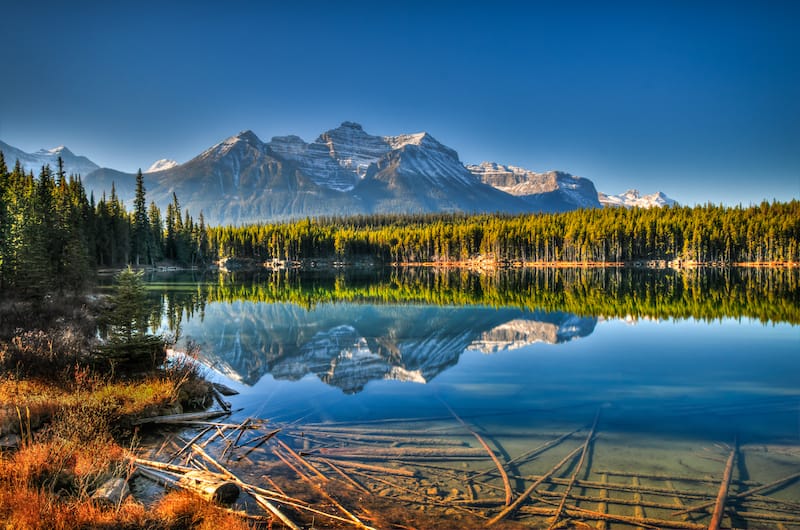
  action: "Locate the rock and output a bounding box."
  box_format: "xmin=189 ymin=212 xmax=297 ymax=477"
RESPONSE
xmin=92 ymin=477 xmax=130 ymax=506
xmin=0 ymin=434 xmax=21 ymax=449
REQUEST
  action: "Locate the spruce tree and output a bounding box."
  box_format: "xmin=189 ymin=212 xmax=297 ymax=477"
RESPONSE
xmin=132 ymin=169 xmax=150 ymax=266
xmin=102 ymin=266 xmax=165 ymax=370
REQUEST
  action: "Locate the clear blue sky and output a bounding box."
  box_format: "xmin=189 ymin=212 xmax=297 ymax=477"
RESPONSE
xmin=1 ymin=0 xmax=798 ymax=205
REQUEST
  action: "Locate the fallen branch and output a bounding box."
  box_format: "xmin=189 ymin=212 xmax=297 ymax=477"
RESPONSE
xmin=675 ymin=470 xmax=800 ymax=516
xmin=708 ymin=444 xmax=737 ymax=530
xmin=132 ymin=410 xmax=231 ymax=425
xmin=189 ymin=444 xmax=301 ymax=530
xmin=486 ymin=444 xmax=582 ymax=526
xmin=547 ymin=410 xmax=600 ymax=530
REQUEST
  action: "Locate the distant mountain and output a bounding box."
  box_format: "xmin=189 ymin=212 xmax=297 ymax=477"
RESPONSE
xmin=145 ymin=159 xmax=178 ymax=173
xmin=5 ymin=124 xmax=679 ymax=225
xmin=599 ymin=189 xmax=678 ymax=208
xmin=81 ymin=122 xmax=536 ymax=225
xmin=467 ymin=162 xmax=601 ymax=211
xmin=0 ymin=140 xmax=99 ymax=177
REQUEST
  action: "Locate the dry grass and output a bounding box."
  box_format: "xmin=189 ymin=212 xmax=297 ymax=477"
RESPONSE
xmin=0 ymin=298 xmax=244 ymax=529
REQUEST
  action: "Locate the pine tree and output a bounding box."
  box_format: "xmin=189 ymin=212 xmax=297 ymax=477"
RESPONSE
xmin=132 ymin=169 xmax=150 ymax=266
xmin=0 ymin=151 xmax=8 ymax=291
xmin=102 ymin=266 xmax=165 ymax=370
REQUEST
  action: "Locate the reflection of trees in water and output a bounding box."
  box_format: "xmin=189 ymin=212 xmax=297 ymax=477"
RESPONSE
xmin=153 ymin=267 xmax=798 ymax=327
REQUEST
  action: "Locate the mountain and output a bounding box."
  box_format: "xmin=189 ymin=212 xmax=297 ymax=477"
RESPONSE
xmin=86 ymin=123 xmax=534 ymax=225
xmin=467 ymin=162 xmax=601 ymax=211
xmin=145 ymin=159 xmax=178 ymax=173
xmin=0 ymin=140 xmax=99 ymax=177
xmin=599 ymin=189 xmax=678 ymax=208
xmin=10 ymin=123 xmax=681 ymax=225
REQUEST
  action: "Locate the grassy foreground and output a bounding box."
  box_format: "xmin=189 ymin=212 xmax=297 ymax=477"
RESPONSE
xmin=0 ymin=298 xmax=251 ymax=530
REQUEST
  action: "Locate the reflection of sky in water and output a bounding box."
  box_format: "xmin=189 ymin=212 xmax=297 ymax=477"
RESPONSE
xmin=187 ymin=308 xmax=798 ymax=444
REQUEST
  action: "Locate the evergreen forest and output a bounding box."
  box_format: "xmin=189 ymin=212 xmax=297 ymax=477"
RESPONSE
xmin=1 ymin=152 xmax=798 ymax=300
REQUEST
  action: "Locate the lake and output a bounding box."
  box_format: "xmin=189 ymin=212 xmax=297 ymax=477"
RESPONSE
xmin=140 ymin=267 xmax=800 ymax=529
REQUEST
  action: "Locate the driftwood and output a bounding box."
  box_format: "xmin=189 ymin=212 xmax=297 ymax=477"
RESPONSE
xmin=596 ymin=473 xmax=608 ymax=530
xmin=632 ymin=475 xmax=645 ymax=524
xmin=134 ymin=459 xmax=240 ymax=505
xmin=272 ymin=448 xmax=377 ymax=530
xmin=234 ymin=429 xmax=280 ymax=461
xmin=487 ymin=444 xmax=583 ymax=526
xmin=189 ymin=444 xmax=301 ymax=530
xmin=440 ymin=399 xmax=512 ymax=502
xmin=211 ymin=387 xmax=231 ymax=411
xmin=708 ymin=445 xmax=736 ymax=530
xmin=344 ymin=468 xmax=485 ymax=519
xmin=317 ymin=446 xmax=488 ymax=459
xmin=316 ymin=458 xmax=416 ymax=477
xmin=533 ymin=474 xmax=715 ymax=500
xmin=277 ymin=439 xmax=329 ymax=482
xmin=547 ymin=411 xmax=599 ymax=530
xmin=506 ymin=429 xmax=578 ymax=468
xmin=675 ymin=470 xmax=800 ymax=515
xmin=169 ymin=425 xmax=215 ymax=461
xmin=91 ymin=477 xmax=130 ymax=506
xmin=212 ymin=382 xmax=239 ymax=396
xmin=177 ymin=469 xmax=240 ymax=504
xmin=300 ymin=431 xmax=468 ymax=447
xmin=519 ymin=506 xmax=705 ymax=530
xmin=596 ymin=468 xmax=758 ymax=486
xmin=320 ymin=458 xmax=371 ymax=494
xmin=132 ymin=410 xmax=230 ymax=425
xmin=221 ymin=417 xmax=251 ymax=458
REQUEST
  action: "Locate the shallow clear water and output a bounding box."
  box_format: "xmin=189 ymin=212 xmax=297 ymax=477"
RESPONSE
xmin=141 ymin=268 xmax=800 ymax=528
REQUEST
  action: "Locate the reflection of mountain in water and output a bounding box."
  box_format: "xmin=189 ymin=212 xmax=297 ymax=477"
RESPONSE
xmin=181 ymin=302 xmax=596 ymax=392
xmin=468 ymin=316 xmax=597 ymax=354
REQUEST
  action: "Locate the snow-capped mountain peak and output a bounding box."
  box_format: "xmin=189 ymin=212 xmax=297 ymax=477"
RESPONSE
xmin=41 ymin=145 xmax=72 ymax=156
xmin=0 ymin=140 xmax=99 ymax=177
xmin=598 ymin=189 xmax=678 ymax=208
xmin=145 ymin=159 xmax=179 ymax=173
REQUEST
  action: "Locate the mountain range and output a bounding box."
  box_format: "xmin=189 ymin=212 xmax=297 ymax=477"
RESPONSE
xmin=0 ymin=123 xmax=676 ymax=225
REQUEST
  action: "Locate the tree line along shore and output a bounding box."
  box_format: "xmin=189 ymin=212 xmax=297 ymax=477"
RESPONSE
xmin=1 ymin=152 xmax=798 ymax=299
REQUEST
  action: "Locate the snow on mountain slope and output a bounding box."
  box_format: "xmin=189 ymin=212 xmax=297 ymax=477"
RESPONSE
xmin=267 ymin=133 xmax=359 ymax=191
xmin=145 ymin=159 xmax=178 ymax=173
xmin=0 ymin=140 xmax=99 ymax=176
xmin=599 ymin=189 xmax=678 ymax=208
xmin=468 ymin=162 xmax=601 ymax=211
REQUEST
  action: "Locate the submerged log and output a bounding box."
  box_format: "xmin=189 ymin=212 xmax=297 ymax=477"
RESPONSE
xmin=316 ymin=458 xmax=416 ymax=477
xmin=189 ymin=444 xmax=301 ymax=530
xmin=519 ymin=506 xmax=705 ymax=530
xmin=212 ymin=382 xmax=239 ymax=396
xmin=547 ymin=411 xmax=600 ymax=530
xmin=675 ymin=470 xmax=800 ymax=516
xmin=487 ymin=444 xmax=583 ymax=526
xmin=132 ymin=410 xmax=230 ymax=425
xmin=708 ymin=445 xmax=737 ymax=530
xmin=177 ymin=470 xmax=240 ymax=504
xmin=317 ymin=446 xmax=488 ymax=459
xmin=92 ymin=477 xmax=130 ymax=506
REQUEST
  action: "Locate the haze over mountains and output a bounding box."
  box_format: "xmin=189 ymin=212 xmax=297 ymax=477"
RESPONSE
xmin=1 ymin=123 xmax=677 ymax=225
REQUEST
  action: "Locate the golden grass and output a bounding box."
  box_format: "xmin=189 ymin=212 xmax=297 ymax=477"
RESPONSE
xmin=0 ymin=357 xmax=246 ymax=529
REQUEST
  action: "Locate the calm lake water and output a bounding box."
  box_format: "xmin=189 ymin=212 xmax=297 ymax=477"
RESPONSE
xmin=140 ymin=268 xmax=800 ymax=529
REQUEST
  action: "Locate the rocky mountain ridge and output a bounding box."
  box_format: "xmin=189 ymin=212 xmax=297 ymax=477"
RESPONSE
xmin=1 ymin=125 xmax=678 ymax=224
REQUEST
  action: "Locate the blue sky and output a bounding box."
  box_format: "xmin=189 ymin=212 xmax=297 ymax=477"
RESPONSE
xmin=1 ymin=0 xmax=798 ymax=205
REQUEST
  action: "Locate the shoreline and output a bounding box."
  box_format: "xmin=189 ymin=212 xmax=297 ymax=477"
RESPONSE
xmin=219 ymin=256 xmax=799 ymax=272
